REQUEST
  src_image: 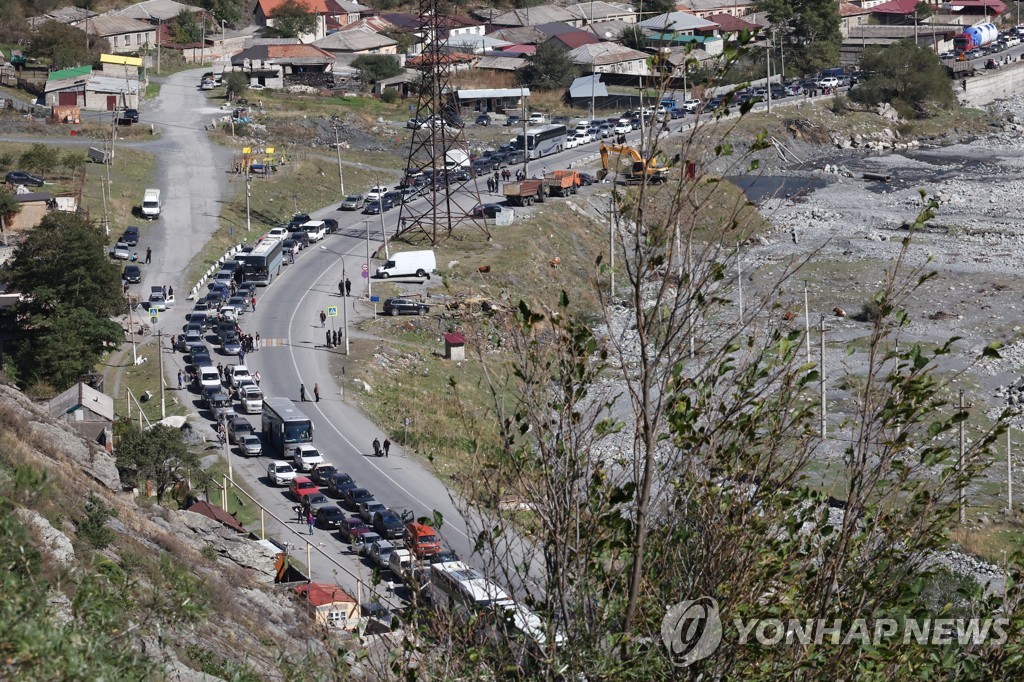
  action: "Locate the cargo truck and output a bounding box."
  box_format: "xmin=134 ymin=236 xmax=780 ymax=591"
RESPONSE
xmin=543 ymin=170 xmax=582 ymax=197
xmin=503 ymin=179 xmax=546 ymax=206
xmin=141 ymin=189 xmax=161 ymax=218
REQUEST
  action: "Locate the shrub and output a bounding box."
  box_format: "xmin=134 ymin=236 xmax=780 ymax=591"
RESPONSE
xmin=77 ymin=493 xmax=116 ymax=549
xmin=380 ymin=87 xmax=398 ymax=104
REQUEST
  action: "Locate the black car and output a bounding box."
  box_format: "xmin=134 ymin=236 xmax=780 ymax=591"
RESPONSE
xmin=343 ymin=487 xmax=374 ymax=510
xmin=191 ymin=348 xmax=213 ymax=368
xmin=117 ymin=108 xmax=140 ymax=124
xmin=472 ymin=203 xmax=504 ymax=219
xmin=122 ymin=264 xmax=142 ymax=283
xmin=475 ymin=113 xmax=492 ymax=126
xmin=310 ymin=464 xmax=338 ymax=485
xmin=383 ymin=298 xmax=428 ymax=316
xmin=288 ymin=213 xmax=312 ymax=228
xmin=289 ymin=231 xmax=310 ymax=249
xmin=373 ymin=510 xmax=405 ymax=540
xmin=505 ymin=150 xmax=525 ymax=165
xmin=315 ymin=505 xmax=347 ymax=530
xmin=5 ymin=170 xmax=44 ymax=187
xmin=505 ymin=115 xmax=521 ymax=127
xmin=192 ymin=299 xmax=211 ymax=311
xmin=552 ymin=115 xmax=570 ymax=125
xmin=362 ymin=198 xmax=394 ymax=214
xmin=577 ymin=172 xmax=594 ymax=186
xmin=323 ymin=218 xmax=339 ymax=234
xmin=120 ymin=225 xmax=140 ymax=246
xmin=327 ymin=473 xmax=357 ymax=498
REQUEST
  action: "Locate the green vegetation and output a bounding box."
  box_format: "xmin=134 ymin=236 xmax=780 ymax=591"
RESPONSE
xmin=198 ymin=0 xmax=245 ymax=26
xmin=351 ymin=54 xmax=403 ymax=85
xmin=756 ymin=0 xmax=841 ymax=74
xmin=28 ymin=21 xmax=109 ymax=69
xmin=518 ymin=41 xmax=579 ymax=90
xmin=171 ymin=9 xmax=203 ymax=44
xmin=79 ymin=147 xmax=158 ymax=237
xmin=114 ymin=421 xmax=202 ymax=504
xmin=3 ymin=212 xmax=123 ymax=394
xmin=77 ymin=493 xmax=117 ymax=549
xmin=223 ymin=71 xmax=248 ymax=103
xmin=145 ymin=81 xmax=161 ymax=99
xmin=852 ymin=39 xmax=957 ymax=117
xmin=266 ymin=0 xmax=317 ymax=39
xmin=0 ymin=186 xmax=20 ymax=231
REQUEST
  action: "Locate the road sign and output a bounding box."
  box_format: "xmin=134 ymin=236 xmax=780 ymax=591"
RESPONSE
xmin=327 ymin=306 xmax=338 ymax=317
xmin=149 ymin=308 xmax=159 ymax=317
xmin=150 ymin=316 xmax=158 ymax=324
xmin=370 ymin=295 xmax=379 ymax=303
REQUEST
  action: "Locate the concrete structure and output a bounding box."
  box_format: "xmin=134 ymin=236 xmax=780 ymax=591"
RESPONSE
xmin=444 ymin=332 xmax=466 ymax=361
xmin=838 ymin=1 xmax=872 ymax=38
xmin=313 ymin=27 xmax=398 ymax=57
xmin=86 ymin=15 xmax=156 ymax=54
xmin=44 ymin=66 xmax=139 ymax=111
xmin=456 ymin=87 xmax=530 ymax=113
xmin=229 ymin=42 xmax=336 ymax=89
xmin=641 ymin=12 xmax=724 ymax=55
xmin=106 ymin=0 xmax=205 ymax=22
xmin=46 ymin=382 xmax=114 ymax=443
xmin=568 ymin=42 xmax=651 ymax=75
xmin=294 ymin=583 xmax=359 ymax=630
xmin=27 ymin=7 xmax=98 ymax=29
xmin=674 ymin=0 xmax=756 ymax=18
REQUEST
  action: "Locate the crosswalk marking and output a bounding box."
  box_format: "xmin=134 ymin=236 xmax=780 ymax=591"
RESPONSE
xmin=260 ymin=338 xmax=286 ymax=347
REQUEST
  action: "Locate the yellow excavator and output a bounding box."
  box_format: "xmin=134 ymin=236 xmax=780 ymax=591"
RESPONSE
xmin=597 ymin=142 xmax=670 ymax=184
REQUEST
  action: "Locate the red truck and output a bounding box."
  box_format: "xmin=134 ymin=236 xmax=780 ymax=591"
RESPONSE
xmin=544 ymin=170 xmax=582 ymax=197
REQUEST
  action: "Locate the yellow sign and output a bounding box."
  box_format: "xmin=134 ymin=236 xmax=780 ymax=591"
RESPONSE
xmin=100 ymin=53 xmax=143 ymax=67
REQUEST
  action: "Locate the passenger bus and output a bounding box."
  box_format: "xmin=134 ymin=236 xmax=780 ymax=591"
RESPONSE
xmin=261 ymin=397 xmax=313 ymax=457
xmin=239 ymin=238 xmax=283 ymax=286
xmin=516 ymin=124 xmax=568 ymax=160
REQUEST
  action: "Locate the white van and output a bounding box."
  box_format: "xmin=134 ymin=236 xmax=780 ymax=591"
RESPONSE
xmin=198 ymin=366 xmax=221 ymax=390
xmin=240 ymin=385 xmax=263 ymax=414
xmin=366 ymin=186 xmax=389 ymax=202
xmin=376 ymin=250 xmax=436 ymax=279
xmin=300 ymin=220 xmax=326 ymax=243
xmin=142 ymin=189 xmax=160 ymax=218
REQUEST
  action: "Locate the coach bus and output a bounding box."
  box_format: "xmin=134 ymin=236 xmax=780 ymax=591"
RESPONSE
xmin=516 ymin=124 xmax=568 ymax=160
xmin=239 ymin=238 xmax=284 ymax=286
xmin=262 ymin=397 xmax=313 ymax=457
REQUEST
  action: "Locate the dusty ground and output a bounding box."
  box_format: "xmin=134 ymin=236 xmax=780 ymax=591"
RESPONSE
xmin=730 ymin=96 xmax=1024 ymax=524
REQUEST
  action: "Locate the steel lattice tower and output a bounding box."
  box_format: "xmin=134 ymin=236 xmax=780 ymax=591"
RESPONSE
xmin=394 ymin=0 xmax=490 ymax=244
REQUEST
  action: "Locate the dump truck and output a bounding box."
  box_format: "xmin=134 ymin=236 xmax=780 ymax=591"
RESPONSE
xmin=597 ymin=142 xmax=669 ymax=184
xmin=503 ymin=179 xmax=546 ymax=206
xmin=543 ymin=170 xmax=582 ymax=197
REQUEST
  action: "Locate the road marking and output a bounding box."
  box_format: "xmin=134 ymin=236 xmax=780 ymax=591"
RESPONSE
xmin=260 ymin=338 xmax=287 ymax=347
xmin=284 ymin=244 xmax=470 ymax=542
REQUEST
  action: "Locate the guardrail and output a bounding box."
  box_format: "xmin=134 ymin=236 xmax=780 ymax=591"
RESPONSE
xmin=187 ymin=243 xmax=246 ymax=301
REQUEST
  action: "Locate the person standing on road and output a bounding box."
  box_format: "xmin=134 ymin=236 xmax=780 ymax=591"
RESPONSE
xmin=307 ymin=511 xmax=315 ymax=535
xmin=300 ymin=383 xmax=307 ymax=402
xmin=255 ymin=332 xmax=260 ymax=351
xmin=320 ymin=310 xmax=327 ymax=327
xmin=326 ymin=330 xmax=332 ymax=348
xmin=251 ymin=296 xmax=257 ymax=312
xmin=177 ymin=370 xmax=184 ymax=390
xmin=373 ymin=438 xmax=381 ymax=457
xmin=339 ymin=280 xmax=344 ymax=297
xmin=383 ymin=438 xmax=390 ymax=458
xmin=333 ymin=330 xmax=339 ymax=347
xmin=254 ymin=370 xmax=261 ymax=385
xmin=145 ymin=247 xmax=152 ymax=264
xmin=314 ymin=383 xmax=320 ymax=402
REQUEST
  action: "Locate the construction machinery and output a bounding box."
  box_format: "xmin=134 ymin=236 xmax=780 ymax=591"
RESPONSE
xmin=503 ymin=179 xmax=546 ymax=206
xmin=543 ymin=170 xmax=582 ymax=197
xmin=597 ymin=142 xmax=669 ymax=184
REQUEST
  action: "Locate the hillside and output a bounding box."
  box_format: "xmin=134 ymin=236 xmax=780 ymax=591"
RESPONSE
xmin=0 ymin=378 xmax=388 ymax=680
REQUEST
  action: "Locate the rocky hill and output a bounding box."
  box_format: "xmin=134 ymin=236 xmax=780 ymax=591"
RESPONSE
xmin=0 ymin=378 xmax=390 ymax=681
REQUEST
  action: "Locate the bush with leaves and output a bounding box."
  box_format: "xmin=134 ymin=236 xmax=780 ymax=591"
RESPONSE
xmin=266 ymin=0 xmax=317 ymax=39
xmin=114 ymin=422 xmax=201 ymax=504
xmin=851 ymin=39 xmax=957 ymax=117
xmin=77 ymin=493 xmax=117 ymax=549
xmin=18 ymin=144 xmax=60 ymax=176
xmin=28 ymin=21 xmax=108 ymax=69
xmin=223 ymin=71 xmax=248 ymax=102
xmin=351 ymin=54 xmax=402 ymax=85
xmin=517 ymin=42 xmax=578 ymax=91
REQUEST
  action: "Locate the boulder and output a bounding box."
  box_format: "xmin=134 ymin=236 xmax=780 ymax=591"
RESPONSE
xmin=15 ymin=508 xmax=75 ymax=567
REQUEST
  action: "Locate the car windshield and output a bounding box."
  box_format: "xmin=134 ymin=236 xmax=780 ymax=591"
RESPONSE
xmin=298 ymin=481 xmax=316 ymax=490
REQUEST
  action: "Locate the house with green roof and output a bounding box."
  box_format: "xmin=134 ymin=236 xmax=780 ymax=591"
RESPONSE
xmin=44 ymin=63 xmax=140 ymax=114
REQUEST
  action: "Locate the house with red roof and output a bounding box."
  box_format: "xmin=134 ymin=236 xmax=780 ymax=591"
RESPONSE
xmin=254 ymin=0 xmax=370 ymax=43
xmin=294 ymin=583 xmax=359 ymax=630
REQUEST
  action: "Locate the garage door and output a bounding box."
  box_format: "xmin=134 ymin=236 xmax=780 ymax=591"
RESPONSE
xmin=58 ymin=91 xmax=77 ymax=106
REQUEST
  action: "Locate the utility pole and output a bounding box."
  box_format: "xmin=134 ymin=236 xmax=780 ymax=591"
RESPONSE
xmin=200 ymin=16 xmax=206 ymax=66
xmin=342 ymin=263 xmax=350 ymax=355
xmin=157 ymin=20 xmax=162 ymax=75
xmin=608 ymin=196 xmax=615 ymax=298
xmin=364 ymin=219 xmax=372 ymax=299
xmin=521 ymin=89 xmax=529 ymax=179
xmin=127 ymin=299 xmax=136 ymax=365
xmin=245 ymin=172 xmax=252 ymax=231
xmin=765 ymin=36 xmax=772 ymax=114
xmin=819 ymin=316 xmax=826 ymax=439
xmin=376 ymin=176 xmax=389 ymax=259
xmin=110 ymin=109 xmax=117 ymax=161
xmin=736 ymin=242 xmax=743 ymax=323
xmin=1008 ymin=428 xmax=1013 ymax=513
xmin=958 ymin=389 xmax=966 ymax=524
xmin=804 ymin=281 xmax=811 ymax=363
xmin=334 ymin=124 xmax=345 ymax=195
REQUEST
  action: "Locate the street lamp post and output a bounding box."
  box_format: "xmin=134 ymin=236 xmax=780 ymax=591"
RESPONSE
xmin=334 ymin=124 xmax=345 ymax=195
xmin=245 ymin=171 xmax=252 ymax=231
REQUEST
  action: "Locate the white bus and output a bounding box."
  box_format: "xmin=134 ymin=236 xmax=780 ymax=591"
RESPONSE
xmin=261 ymin=397 xmax=313 ymax=457
xmin=516 ymin=124 xmax=568 ymax=160
xmin=239 ymin=238 xmax=283 ymax=286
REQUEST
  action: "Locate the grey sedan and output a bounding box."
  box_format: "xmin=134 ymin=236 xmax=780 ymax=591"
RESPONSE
xmin=239 ymin=434 xmax=262 ymax=457
xmin=339 ymin=194 xmax=364 ymax=210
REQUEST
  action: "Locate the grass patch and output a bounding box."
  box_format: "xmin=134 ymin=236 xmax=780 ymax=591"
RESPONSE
xmin=203 ymin=460 xmax=263 ymax=528
xmin=113 ymin=338 xmax=188 ymax=423
xmin=81 ymin=147 xmax=158 ymax=239
xmin=949 ymin=523 xmax=1023 ymax=565
xmin=145 ymin=82 xmax=161 ymax=99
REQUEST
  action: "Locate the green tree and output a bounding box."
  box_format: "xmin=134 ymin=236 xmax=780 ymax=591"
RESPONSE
xmin=851 ymin=39 xmax=956 ymax=116
xmin=5 ymin=212 xmax=124 ymax=318
xmin=223 ymin=71 xmax=248 ymax=102
xmin=0 ymin=187 xmax=20 ymax=235
xmin=199 ymin=0 xmax=244 ymax=26
xmin=15 ymin=307 xmax=122 ymax=391
xmin=637 ymin=0 xmax=676 ymax=17
xmin=267 ymin=0 xmax=318 ymax=39
xmin=517 ymin=41 xmax=578 ymax=91
xmin=115 ymin=422 xmax=201 ymax=504
xmin=756 ymin=0 xmax=840 ymax=74
xmin=28 ymin=21 xmax=108 ymax=69
xmin=18 ymin=144 xmax=60 ymax=176
xmin=619 ymin=25 xmax=647 ymax=51
xmin=351 ymin=54 xmax=402 ymax=85
xmin=76 ymin=493 xmax=117 ymax=549
xmin=383 ymin=29 xmax=416 ymax=55
xmin=60 ymin=150 xmax=87 ymax=175
xmin=170 ymin=9 xmax=203 ymax=45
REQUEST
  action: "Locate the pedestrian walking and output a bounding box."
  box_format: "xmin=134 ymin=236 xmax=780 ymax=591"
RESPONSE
xmin=339 ymin=280 xmax=345 ymax=297
xmin=217 ymin=363 xmax=224 ymax=380
xmin=307 ymin=512 xmax=315 ymax=535
xmin=238 ymin=349 xmax=244 ymax=364
xmin=300 ymin=383 xmax=307 ymax=402
xmin=326 ymin=330 xmax=332 ymax=348
xmin=253 ymin=370 xmax=260 ymax=385
xmin=383 ymin=438 xmax=391 ymax=458
xmin=387 ymin=580 xmax=395 ymax=597
xmin=302 ymin=497 xmax=311 ymax=521
xmin=145 ymin=247 xmax=152 ymax=264
xmin=168 ymin=286 xmax=173 ymax=298
xmin=251 ymin=296 xmax=257 ymax=311
xmin=162 ymin=285 xmax=167 ymax=298
xmin=373 ymin=438 xmax=381 ymax=457
xmin=314 ymin=383 xmax=320 ymax=402
xmin=320 ymin=310 xmax=327 ymax=327
xmin=177 ymin=370 xmax=184 ymax=390
xmin=345 ymin=278 xmax=352 ymax=296
xmin=255 ymin=332 xmax=260 ymax=350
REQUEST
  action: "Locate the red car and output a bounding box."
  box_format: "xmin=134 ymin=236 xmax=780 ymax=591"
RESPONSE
xmin=338 ymin=516 xmax=370 ymax=542
xmin=288 ymin=476 xmax=319 ymax=502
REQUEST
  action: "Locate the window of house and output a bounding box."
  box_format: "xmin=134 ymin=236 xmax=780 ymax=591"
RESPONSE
xmin=125 ymin=34 xmax=132 ymax=46
xmin=326 ymin=609 xmax=348 ymax=628
xmin=137 ymin=33 xmax=142 ymax=44
xmin=113 ymin=36 xmax=119 ymax=47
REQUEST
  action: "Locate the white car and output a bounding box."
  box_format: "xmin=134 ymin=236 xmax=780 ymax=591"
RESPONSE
xmin=267 ymin=462 xmax=296 ymax=486
xmin=268 ymin=226 xmax=289 ymax=239
xmin=240 ymin=385 xmax=263 ymax=414
xmin=682 ymin=99 xmax=702 ymax=112
xmin=565 ymin=135 xmax=579 ymax=149
xmin=612 ymin=122 xmax=631 ymax=135
xmin=817 ymin=76 xmax=840 ymax=89
xmin=228 ymin=364 xmax=251 ymax=388
xmin=366 ymin=186 xmax=389 ymax=202
xmin=575 ymin=132 xmax=593 ymax=145
xmin=110 ymin=242 xmax=131 ymax=260
xmin=528 ymin=113 xmax=546 ymax=125
xmin=293 ymin=443 xmax=325 ymax=472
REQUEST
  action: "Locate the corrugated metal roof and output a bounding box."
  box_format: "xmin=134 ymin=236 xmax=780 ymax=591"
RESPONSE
xmin=567 ymin=42 xmax=648 ymax=65
xmin=569 ymin=74 xmax=608 ymax=98
xmin=639 ymin=11 xmax=717 ymax=31
xmin=88 ymin=15 xmax=156 ymax=36
xmin=87 ymin=75 xmax=141 ymax=93
xmin=48 ymin=65 xmax=92 ymax=81
xmin=491 ymin=5 xmax=579 ymax=27
xmin=187 ymin=501 xmax=245 ymax=532
xmin=314 ymin=28 xmax=396 ymax=51
xmin=295 ymin=582 xmax=357 ymax=607
xmin=457 ymin=87 xmax=530 ymax=99
xmin=108 ymin=0 xmax=203 ymax=21
xmin=474 ymin=55 xmax=527 ymax=71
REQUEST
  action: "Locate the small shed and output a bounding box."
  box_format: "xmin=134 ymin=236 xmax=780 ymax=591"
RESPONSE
xmin=294 ymin=582 xmax=359 ymax=630
xmin=444 ymin=332 xmax=466 ymax=361
xmin=46 ymin=381 xmax=114 ymax=443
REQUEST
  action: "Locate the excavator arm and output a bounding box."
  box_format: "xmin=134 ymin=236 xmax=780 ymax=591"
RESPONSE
xmin=597 ymin=142 xmax=668 ymax=183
